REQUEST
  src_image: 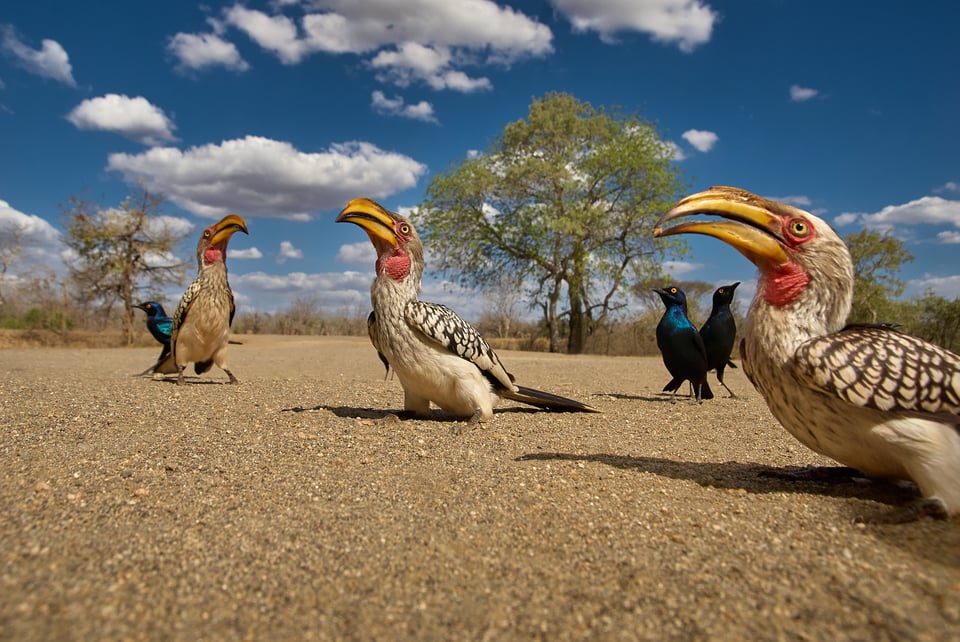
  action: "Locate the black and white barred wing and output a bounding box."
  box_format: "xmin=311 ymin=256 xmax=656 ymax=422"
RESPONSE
xmin=172 ymin=275 xmax=203 ymax=331
xmin=154 ymin=276 xmax=202 ymax=374
xmin=793 ymin=325 xmax=960 ymax=416
xmin=367 ymin=310 xmax=390 ymax=377
xmin=405 ymin=300 xmax=515 ymax=391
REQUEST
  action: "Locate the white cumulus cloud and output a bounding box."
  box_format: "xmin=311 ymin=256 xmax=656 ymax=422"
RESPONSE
xmin=230 ymin=247 xmax=264 ymax=260
xmin=225 ymin=5 xmax=305 ymax=63
xmin=277 ymin=240 xmax=303 ymax=264
xmin=661 ymin=260 xmax=703 ymax=277
xmin=663 ymin=141 xmax=686 ymax=162
xmin=371 ymin=90 xmax=438 ymax=122
xmin=66 ymin=94 xmax=177 ymax=145
xmin=681 ymin=129 xmax=718 ymax=153
xmin=906 ymin=274 xmax=960 ymax=299
xmin=167 ymin=32 xmax=249 ymax=72
xmin=770 ymin=195 xmax=813 ymax=208
xmin=337 ymin=241 xmax=375 ymax=266
xmin=193 ymin=1 xmax=553 ymax=93
xmin=370 ymin=42 xmax=492 ymax=92
xmin=833 ymin=212 xmax=858 ymax=227
xmin=0 ymin=199 xmax=65 ymax=272
xmin=230 ymin=270 xmax=373 ymax=312
xmin=549 ymin=0 xmax=717 ymax=52
xmin=836 ymin=196 xmax=960 ymax=243
xmin=850 ymin=196 xmax=960 ymax=228
xmin=0 ymin=25 xmax=76 ymax=86
xmin=790 ymin=84 xmax=819 ymax=102
xmin=106 ymin=135 xmax=427 ymax=220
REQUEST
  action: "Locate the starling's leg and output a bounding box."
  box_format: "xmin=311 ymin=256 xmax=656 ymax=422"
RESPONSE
xmin=719 ymin=380 xmax=737 ymax=398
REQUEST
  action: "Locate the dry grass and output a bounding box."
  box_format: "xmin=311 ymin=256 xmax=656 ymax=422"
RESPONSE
xmin=0 ymin=329 xmax=137 ymax=350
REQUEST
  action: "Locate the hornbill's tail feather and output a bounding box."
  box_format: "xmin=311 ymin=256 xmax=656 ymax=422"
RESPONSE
xmin=503 ymin=385 xmax=599 ymax=413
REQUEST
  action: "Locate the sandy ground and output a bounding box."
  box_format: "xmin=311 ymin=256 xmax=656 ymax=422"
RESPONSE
xmin=0 ymin=335 xmax=958 ymax=641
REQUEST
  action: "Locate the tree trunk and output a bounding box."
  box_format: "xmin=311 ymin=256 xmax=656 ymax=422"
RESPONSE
xmin=545 ymin=296 xmax=559 ymax=353
xmin=567 ymin=283 xmax=585 ymax=354
xmin=566 ymin=247 xmax=588 ymax=354
xmin=543 ymin=276 xmax=562 ymax=353
xmin=122 ymin=276 xmax=135 ymax=345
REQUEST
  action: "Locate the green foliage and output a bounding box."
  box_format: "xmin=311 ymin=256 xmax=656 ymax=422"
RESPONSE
xmin=844 ymin=229 xmax=914 ymax=324
xmin=420 ymin=92 xmax=689 ymax=353
xmin=904 ymin=291 xmax=960 ymax=353
xmin=0 ymin=308 xmax=74 ymax=331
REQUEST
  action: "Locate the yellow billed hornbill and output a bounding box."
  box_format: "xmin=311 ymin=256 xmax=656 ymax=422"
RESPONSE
xmin=655 ymin=186 xmax=960 ymax=522
xmin=156 ymin=214 xmax=248 ymax=385
xmin=337 ymin=198 xmax=597 ymax=422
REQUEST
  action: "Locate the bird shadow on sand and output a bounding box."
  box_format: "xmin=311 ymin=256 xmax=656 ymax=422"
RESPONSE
xmin=600 ymin=392 xmax=694 ymax=403
xmin=150 ymin=377 xmax=236 ymax=386
xmin=517 ymin=451 xmax=960 ymax=567
xmin=517 ymin=451 xmax=913 ymax=504
xmin=281 ymin=404 xmax=542 ymax=421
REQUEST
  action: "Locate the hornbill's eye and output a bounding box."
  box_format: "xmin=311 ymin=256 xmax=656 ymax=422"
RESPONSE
xmin=399 ymin=223 xmax=411 ymax=236
xmin=789 ymin=219 xmax=809 ymax=237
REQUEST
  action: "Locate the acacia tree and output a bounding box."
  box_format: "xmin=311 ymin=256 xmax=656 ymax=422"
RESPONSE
xmin=844 ymin=229 xmax=914 ymax=324
xmin=908 ymin=291 xmax=960 ymax=353
xmin=420 ymin=92 xmax=688 ymax=353
xmin=62 ymin=186 xmax=190 ymax=344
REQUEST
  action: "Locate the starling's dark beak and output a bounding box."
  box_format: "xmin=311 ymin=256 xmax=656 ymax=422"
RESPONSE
xmin=654 ymin=187 xmax=789 ymax=269
xmin=336 ymin=198 xmax=400 ymax=254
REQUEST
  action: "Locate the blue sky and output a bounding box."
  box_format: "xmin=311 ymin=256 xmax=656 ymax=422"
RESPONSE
xmin=1 ymin=0 xmax=958 ymax=321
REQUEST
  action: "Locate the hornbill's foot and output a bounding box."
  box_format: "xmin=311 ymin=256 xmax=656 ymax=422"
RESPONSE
xmin=395 ymin=410 xmax=420 ymax=420
xmin=448 ymin=410 xmax=484 ymax=435
xmin=224 ymin=368 xmax=239 ymax=384
xmin=759 ymin=465 xmax=865 ymax=483
xmin=853 ymin=498 xmax=949 ymax=525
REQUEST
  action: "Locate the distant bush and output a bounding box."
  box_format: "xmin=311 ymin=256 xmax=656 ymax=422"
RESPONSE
xmin=0 ymin=308 xmax=74 ymax=331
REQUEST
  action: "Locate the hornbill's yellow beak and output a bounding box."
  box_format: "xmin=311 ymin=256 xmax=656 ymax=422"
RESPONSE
xmin=336 ymin=198 xmax=400 ymax=252
xmin=653 ymin=186 xmax=789 ymax=269
xmin=210 ymin=214 xmax=249 ymax=246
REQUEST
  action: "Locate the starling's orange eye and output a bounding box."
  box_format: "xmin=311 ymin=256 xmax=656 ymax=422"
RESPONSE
xmin=670 ymin=287 xmax=677 ymax=294
xmin=718 ymin=289 xmax=725 ymax=294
